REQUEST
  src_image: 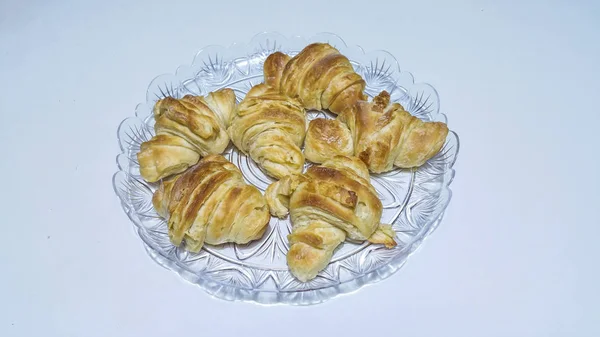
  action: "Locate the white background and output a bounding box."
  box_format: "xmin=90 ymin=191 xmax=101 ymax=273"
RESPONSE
xmin=1 ymin=0 xmax=599 ymax=336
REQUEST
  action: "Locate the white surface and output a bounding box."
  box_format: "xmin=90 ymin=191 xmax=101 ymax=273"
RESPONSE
xmin=1 ymin=0 xmax=599 ymax=336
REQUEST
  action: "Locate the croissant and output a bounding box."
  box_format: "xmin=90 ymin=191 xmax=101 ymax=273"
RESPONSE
xmin=227 ymin=83 xmax=306 ymax=180
xmin=152 ymin=154 xmax=270 ymax=253
xmin=265 ymin=155 xmax=396 ymax=282
xmin=264 ymin=43 xmax=367 ymax=115
xmin=137 ymin=89 xmax=236 ymax=182
xmin=337 ymin=91 xmax=449 ymax=173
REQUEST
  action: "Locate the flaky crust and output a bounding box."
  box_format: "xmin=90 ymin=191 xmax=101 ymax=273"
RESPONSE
xmin=265 ymin=155 xmax=396 ymax=282
xmin=227 ymin=83 xmax=306 ymax=180
xmin=137 ymin=89 xmax=237 ymax=182
xmin=264 ymin=43 xmax=367 ymax=115
xmin=152 ymin=154 xmax=270 ymax=253
xmin=264 ymin=52 xmax=290 ymax=90
xmin=304 ymin=118 xmax=354 ymax=164
xmin=339 ymin=91 xmax=449 ymax=173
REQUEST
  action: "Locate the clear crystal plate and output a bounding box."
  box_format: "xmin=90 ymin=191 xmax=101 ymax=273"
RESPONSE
xmin=112 ymin=32 xmax=460 ymax=305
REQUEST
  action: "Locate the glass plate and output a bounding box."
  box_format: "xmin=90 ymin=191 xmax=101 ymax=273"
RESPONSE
xmin=112 ymin=32 xmax=460 ymax=305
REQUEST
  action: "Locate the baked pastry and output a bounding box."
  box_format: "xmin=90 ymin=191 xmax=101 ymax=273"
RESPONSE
xmin=137 ymin=89 xmax=236 ymax=182
xmin=227 ymin=83 xmax=306 ymax=180
xmin=304 ymin=118 xmax=353 ymax=164
xmin=265 ymin=155 xmax=397 ymax=282
xmin=152 ymin=154 xmax=270 ymax=253
xmin=339 ymin=91 xmax=449 ymax=173
xmin=264 ymin=43 xmax=367 ymax=115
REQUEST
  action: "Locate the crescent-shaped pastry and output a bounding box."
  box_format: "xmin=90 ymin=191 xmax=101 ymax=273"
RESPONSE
xmin=264 ymin=43 xmax=367 ymax=115
xmin=228 ymin=83 xmax=306 ymax=180
xmin=137 ymin=89 xmax=236 ymax=182
xmin=339 ymin=91 xmax=449 ymax=173
xmin=265 ymin=155 xmax=396 ymax=282
xmin=152 ymin=154 xmax=270 ymax=253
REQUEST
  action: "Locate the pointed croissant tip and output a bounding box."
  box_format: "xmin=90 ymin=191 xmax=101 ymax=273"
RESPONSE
xmin=266 ymin=50 xmax=288 ymax=58
xmin=264 ymin=52 xmax=291 ymax=89
xmin=215 ymin=87 xmax=235 ymax=95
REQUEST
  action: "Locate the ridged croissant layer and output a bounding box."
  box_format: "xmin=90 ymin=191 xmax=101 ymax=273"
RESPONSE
xmin=152 ymin=154 xmax=270 ymax=253
xmin=228 ymin=84 xmax=306 ymax=180
xmin=305 ymin=91 xmax=449 ymax=173
xmin=264 ymin=43 xmax=367 ymax=115
xmin=138 ymin=89 xmax=236 ymax=182
xmin=265 ymin=155 xmax=397 ymax=282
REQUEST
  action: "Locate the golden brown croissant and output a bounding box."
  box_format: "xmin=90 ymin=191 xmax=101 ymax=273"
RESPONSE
xmin=152 ymin=154 xmax=270 ymax=253
xmin=137 ymin=89 xmax=236 ymax=182
xmin=338 ymin=91 xmax=449 ymax=173
xmin=264 ymin=43 xmax=367 ymax=115
xmin=303 ymin=92 xmax=448 ymax=170
xmin=227 ymin=83 xmax=306 ymax=180
xmin=265 ymin=155 xmax=396 ymax=282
